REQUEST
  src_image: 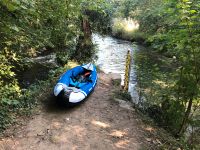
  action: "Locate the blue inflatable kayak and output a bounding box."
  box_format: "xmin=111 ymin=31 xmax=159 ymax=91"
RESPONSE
xmin=54 ymin=63 xmax=97 ymax=103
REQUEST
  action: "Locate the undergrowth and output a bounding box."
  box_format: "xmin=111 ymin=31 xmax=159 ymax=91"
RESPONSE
xmin=111 ymin=78 xmax=188 ymax=149
xmin=0 ymin=66 xmax=70 ymax=134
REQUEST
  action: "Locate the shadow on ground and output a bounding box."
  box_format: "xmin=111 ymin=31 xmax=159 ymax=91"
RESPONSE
xmin=40 ymin=93 xmax=87 ymax=114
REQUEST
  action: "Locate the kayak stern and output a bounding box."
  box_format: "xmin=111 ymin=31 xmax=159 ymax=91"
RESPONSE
xmin=69 ymin=92 xmax=86 ymax=103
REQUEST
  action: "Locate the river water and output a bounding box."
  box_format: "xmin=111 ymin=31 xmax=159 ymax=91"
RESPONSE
xmin=92 ymin=34 xmax=139 ymax=104
xmin=20 ymin=34 xmax=140 ymax=104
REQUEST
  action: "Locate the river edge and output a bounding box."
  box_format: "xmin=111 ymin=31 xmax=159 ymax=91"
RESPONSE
xmin=0 ymin=33 xmax=184 ymax=149
xmin=0 ymin=72 xmax=143 ymax=149
xmin=0 ymin=68 xmax=182 ymax=149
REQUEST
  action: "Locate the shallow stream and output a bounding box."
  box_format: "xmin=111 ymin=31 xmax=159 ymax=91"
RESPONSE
xmin=19 ymin=34 xmax=140 ymax=104
xmin=92 ymin=34 xmax=139 ymax=103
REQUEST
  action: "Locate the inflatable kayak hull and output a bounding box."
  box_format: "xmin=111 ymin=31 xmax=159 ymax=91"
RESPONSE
xmin=54 ymin=63 xmax=97 ymax=104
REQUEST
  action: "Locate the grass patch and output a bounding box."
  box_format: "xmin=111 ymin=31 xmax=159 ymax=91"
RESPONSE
xmin=113 ymin=90 xmax=132 ymax=102
xmin=111 ymin=78 xmax=132 ymax=101
xmin=111 ymin=79 xmax=121 ymax=87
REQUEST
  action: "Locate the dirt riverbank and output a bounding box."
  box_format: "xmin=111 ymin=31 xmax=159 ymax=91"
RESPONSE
xmin=0 ymin=73 xmax=160 ymax=150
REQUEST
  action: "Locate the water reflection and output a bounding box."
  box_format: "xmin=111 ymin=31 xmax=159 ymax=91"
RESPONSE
xmin=92 ymin=34 xmax=139 ymax=104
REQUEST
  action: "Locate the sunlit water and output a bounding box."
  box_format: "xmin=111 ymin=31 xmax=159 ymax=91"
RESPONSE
xmin=20 ymin=34 xmax=140 ymax=104
xmin=92 ymin=34 xmax=139 ymax=104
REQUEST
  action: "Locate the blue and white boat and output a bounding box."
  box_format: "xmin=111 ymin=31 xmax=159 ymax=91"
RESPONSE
xmin=54 ymin=63 xmax=97 ymax=104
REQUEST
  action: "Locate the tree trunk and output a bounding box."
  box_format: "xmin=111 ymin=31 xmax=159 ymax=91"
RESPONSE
xmin=177 ymin=98 xmax=193 ymax=136
xmin=73 ymin=17 xmax=92 ymax=62
xmin=82 ymin=17 xmax=92 ymax=39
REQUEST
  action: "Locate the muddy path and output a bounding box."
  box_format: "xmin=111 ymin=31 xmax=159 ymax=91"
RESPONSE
xmin=0 ymin=73 xmax=150 ymax=150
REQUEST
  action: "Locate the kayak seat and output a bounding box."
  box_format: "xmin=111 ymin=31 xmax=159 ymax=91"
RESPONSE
xmin=69 ymin=76 xmax=88 ymax=88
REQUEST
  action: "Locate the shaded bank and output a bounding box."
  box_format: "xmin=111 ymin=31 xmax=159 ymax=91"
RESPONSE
xmin=92 ymin=34 xmax=139 ymax=104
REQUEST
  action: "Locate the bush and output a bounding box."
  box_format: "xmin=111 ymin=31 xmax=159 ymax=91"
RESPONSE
xmin=72 ymin=36 xmax=96 ymax=63
xmin=56 ymin=52 xmax=69 ymax=66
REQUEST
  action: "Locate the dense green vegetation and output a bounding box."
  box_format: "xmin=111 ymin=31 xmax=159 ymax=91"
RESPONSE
xmin=1 ymin=0 xmax=200 ymax=148
xmin=0 ymin=0 xmax=111 ymax=132
xmin=112 ymin=0 xmax=200 ymax=148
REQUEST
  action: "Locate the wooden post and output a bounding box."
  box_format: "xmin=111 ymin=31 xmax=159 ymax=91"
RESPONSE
xmin=124 ymin=50 xmax=131 ymax=92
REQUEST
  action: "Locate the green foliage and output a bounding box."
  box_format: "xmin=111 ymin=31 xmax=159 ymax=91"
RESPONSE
xmin=0 ymin=0 xmax=83 ymax=95
xmin=0 ymin=0 xmax=82 ymax=125
xmin=0 ymin=107 xmax=12 ymax=132
xmin=0 ymin=48 xmax=21 ymax=103
xmin=0 ymin=64 xmax=70 ymax=131
xmin=86 ymin=10 xmax=112 ymax=34
xmin=0 ymin=0 xmax=109 ymax=132
xmin=72 ymin=37 xmax=97 ymax=63
xmin=56 ymin=52 xmax=69 ymax=66
xmin=134 ymin=49 xmax=186 ymax=135
xmin=162 ymin=100 xmax=185 ymax=135
xmin=85 ymin=1 xmax=113 ymax=34
xmin=116 ymin=0 xmax=200 ymax=140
